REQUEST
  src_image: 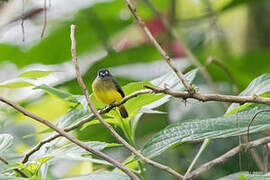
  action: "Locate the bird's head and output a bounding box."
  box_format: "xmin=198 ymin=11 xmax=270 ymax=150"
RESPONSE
xmin=97 ymin=69 xmax=112 ymax=80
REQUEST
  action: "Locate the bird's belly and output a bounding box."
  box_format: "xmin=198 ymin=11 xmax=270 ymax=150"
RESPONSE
xmin=94 ymin=89 xmax=123 ymax=105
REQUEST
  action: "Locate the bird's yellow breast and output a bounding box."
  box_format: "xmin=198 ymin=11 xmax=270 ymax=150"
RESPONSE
xmin=92 ymin=79 xmax=123 ymax=105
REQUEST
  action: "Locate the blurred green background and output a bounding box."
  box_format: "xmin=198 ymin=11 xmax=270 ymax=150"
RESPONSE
xmin=0 ymin=0 xmax=270 ymax=179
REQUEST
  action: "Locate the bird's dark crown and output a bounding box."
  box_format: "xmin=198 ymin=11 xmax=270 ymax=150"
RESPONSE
xmin=98 ymin=69 xmax=112 ymax=80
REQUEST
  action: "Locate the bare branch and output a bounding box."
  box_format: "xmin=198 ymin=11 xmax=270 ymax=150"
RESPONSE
xmin=143 ymin=85 xmax=270 ymax=105
xmin=0 ymin=96 xmax=139 ymax=180
xmin=70 ymin=24 xmax=184 ymax=179
xmin=124 ymin=0 xmax=194 ymax=94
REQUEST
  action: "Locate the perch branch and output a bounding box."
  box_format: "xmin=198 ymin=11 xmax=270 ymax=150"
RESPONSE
xmin=22 ymin=89 xmax=150 ymax=163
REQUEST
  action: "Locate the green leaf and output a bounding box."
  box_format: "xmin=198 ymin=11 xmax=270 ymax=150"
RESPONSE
xmin=226 ymin=73 xmax=270 ymax=115
xmin=34 ymin=84 xmax=77 ymax=103
xmin=0 ymin=134 xmax=13 ymax=154
xmin=57 ymin=108 xmax=91 ymax=129
xmin=142 ymin=104 xmax=270 ymax=158
xmin=218 ymin=171 xmax=270 ymax=180
xmin=18 ymin=70 xmax=57 ymax=79
xmin=61 ymin=171 xmax=129 ymax=180
xmin=0 ymin=80 xmax=33 ymax=88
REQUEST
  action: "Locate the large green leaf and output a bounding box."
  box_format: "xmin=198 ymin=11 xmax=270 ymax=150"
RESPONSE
xmin=226 ymin=73 xmax=270 ymax=115
xmin=142 ymin=104 xmax=270 ymax=158
xmin=218 ymin=172 xmax=270 ymax=180
xmin=0 ymin=134 xmax=14 ymax=154
xmin=61 ymin=171 xmax=129 ymax=180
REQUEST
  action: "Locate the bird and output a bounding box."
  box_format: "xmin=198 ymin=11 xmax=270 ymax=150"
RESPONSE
xmin=92 ymin=69 xmax=128 ymax=118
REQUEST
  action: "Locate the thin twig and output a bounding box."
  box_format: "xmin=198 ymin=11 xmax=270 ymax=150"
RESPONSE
xmin=236 ymin=110 xmax=242 ymax=171
xmin=143 ymin=0 xmax=218 ymax=95
xmin=125 ymin=0 xmax=194 ymax=94
xmin=185 ymin=135 xmax=270 ymax=179
xmin=0 ymin=156 xmax=28 ymax=178
xmin=206 ymin=57 xmax=239 ymax=94
xmin=264 ymin=144 xmax=268 ymax=173
xmin=21 ymin=0 xmax=25 ymax=42
xmin=70 ymin=24 xmax=184 ymax=179
xmin=0 ymin=96 xmax=139 ymax=180
xmin=247 ymin=110 xmax=270 ymax=143
xmin=40 ymin=0 xmax=47 ymax=38
xmin=143 ymin=85 xmax=270 ymax=105
xmin=245 ymin=109 xmax=270 ymax=172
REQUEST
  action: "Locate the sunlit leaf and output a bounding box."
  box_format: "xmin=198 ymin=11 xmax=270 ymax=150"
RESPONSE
xmin=142 ymin=105 xmax=270 ymax=158
xmin=0 ymin=81 xmax=33 ymax=88
xmin=18 ymin=70 xmax=57 ymax=79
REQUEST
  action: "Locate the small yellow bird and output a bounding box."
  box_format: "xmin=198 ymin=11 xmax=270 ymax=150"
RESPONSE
xmin=92 ymin=69 xmax=128 ymax=118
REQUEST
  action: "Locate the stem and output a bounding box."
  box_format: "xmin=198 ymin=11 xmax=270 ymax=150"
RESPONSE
xmin=185 ymin=138 xmax=211 ymax=176
xmin=114 ymin=109 xmax=147 ymax=179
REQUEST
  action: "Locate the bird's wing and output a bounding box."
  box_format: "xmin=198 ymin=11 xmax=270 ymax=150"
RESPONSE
xmin=112 ymin=79 xmax=125 ymax=98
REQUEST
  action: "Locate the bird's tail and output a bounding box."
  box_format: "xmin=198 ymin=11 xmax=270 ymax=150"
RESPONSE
xmin=118 ymin=105 xmax=128 ymax=118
